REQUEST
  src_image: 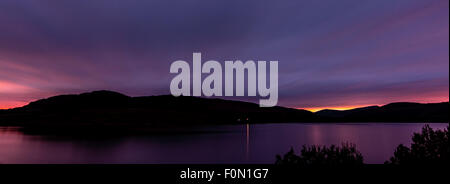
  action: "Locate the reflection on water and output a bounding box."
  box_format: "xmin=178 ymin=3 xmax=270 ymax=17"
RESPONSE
xmin=0 ymin=123 xmax=448 ymax=164
xmin=246 ymin=123 xmax=249 ymax=160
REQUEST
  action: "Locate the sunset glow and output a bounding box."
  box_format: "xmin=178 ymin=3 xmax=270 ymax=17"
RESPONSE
xmin=0 ymin=101 xmax=28 ymax=110
xmin=0 ymin=81 xmax=33 ymax=94
xmin=300 ymin=105 xmax=379 ymax=112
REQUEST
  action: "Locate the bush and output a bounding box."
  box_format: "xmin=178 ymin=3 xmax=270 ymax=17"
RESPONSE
xmin=276 ymin=143 xmax=364 ymax=166
xmin=386 ymin=124 xmax=449 ymax=165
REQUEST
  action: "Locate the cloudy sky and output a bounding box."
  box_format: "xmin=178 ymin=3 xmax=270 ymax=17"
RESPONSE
xmin=0 ymin=0 xmax=448 ymax=110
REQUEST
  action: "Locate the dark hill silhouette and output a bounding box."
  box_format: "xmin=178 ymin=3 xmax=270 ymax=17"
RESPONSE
xmin=316 ymin=102 xmax=449 ymax=122
xmin=0 ymin=90 xmax=315 ymax=128
xmin=0 ymin=91 xmax=448 ymax=132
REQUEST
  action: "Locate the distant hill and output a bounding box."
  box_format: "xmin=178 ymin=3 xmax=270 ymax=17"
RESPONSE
xmin=0 ymin=91 xmax=448 ymax=130
xmin=316 ymin=102 xmax=449 ymax=122
xmin=0 ymin=90 xmax=315 ymax=128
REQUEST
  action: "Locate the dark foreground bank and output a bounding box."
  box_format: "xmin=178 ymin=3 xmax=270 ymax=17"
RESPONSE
xmin=1 ymin=164 xmax=447 ymax=184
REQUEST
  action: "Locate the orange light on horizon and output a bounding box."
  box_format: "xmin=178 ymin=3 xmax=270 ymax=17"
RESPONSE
xmin=299 ymin=104 xmax=380 ymax=112
xmin=297 ymin=92 xmax=449 ymax=112
xmin=0 ymin=101 xmax=28 ymax=110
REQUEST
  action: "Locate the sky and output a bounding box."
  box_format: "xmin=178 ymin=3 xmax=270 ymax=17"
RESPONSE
xmin=0 ymin=0 xmax=448 ymax=111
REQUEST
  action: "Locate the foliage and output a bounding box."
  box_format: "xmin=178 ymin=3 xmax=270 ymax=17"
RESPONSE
xmin=386 ymin=124 xmax=449 ymax=165
xmin=275 ymin=143 xmax=363 ymax=166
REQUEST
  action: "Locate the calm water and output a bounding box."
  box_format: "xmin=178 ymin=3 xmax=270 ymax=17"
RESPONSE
xmin=0 ymin=123 xmax=448 ymax=164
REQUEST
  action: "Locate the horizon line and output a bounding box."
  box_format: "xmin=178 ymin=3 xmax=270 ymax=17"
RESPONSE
xmin=0 ymin=90 xmax=448 ymax=112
